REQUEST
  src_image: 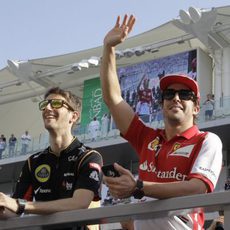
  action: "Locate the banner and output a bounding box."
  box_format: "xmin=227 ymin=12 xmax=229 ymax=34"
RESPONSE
xmin=81 ymin=77 xmax=109 ymax=128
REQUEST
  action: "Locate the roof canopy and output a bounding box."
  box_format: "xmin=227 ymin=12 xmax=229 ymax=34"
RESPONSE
xmin=0 ymin=5 xmax=230 ymax=105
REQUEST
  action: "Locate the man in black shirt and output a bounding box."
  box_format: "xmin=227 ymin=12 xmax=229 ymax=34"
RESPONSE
xmin=0 ymin=87 xmax=103 ymax=230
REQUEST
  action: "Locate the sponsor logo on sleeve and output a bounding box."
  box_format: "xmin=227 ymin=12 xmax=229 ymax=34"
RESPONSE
xmin=89 ymin=170 xmax=100 ymax=182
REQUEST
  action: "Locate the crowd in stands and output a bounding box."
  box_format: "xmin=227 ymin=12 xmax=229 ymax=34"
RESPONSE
xmin=86 ymin=114 xmax=111 ymax=142
xmin=0 ymin=131 xmax=31 ymax=159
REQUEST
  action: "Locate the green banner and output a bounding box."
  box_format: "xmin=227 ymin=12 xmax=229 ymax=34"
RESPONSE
xmin=81 ymin=77 xmax=108 ymax=127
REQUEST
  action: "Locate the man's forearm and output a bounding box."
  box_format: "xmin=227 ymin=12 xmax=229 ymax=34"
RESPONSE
xmin=143 ymin=178 xmax=207 ymax=200
xmin=100 ymin=45 xmax=122 ymax=106
xmin=24 ymin=189 xmax=94 ymax=215
xmin=25 ymin=197 xmax=89 ymax=215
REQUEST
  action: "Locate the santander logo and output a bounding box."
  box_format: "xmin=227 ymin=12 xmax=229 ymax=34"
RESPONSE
xmin=139 ymin=160 xmax=187 ymax=181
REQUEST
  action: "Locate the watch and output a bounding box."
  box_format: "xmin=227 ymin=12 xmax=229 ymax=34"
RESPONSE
xmin=16 ymin=198 xmax=27 ymax=215
xmin=132 ymin=179 xmax=145 ymax=199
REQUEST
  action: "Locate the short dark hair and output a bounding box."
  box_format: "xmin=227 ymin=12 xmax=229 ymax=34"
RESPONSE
xmin=44 ymin=87 xmax=81 ymax=114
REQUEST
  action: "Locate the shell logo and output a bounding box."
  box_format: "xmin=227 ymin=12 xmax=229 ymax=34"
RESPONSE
xmin=148 ymin=137 xmax=160 ymax=151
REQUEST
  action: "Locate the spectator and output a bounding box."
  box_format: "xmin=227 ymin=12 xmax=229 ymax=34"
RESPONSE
xmin=20 ymin=131 xmax=31 ymax=155
xmin=1 ymin=134 xmax=6 ymax=142
xmin=224 ymin=177 xmax=230 ymax=190
xmin=135 ymin=75 xmax=153 ymax=123
xmin=120 ymin=219 xmax=134 ymax=230
xmin=0 ymin=87 xmax=103 ymax=230
xmin=8 ymin=134 xmax=17 ymax=157
xmin=126 ymin=89 xmax=131 ymax=105
xmin=131 ymin=90 xmax=137 ymax=111
xmin=101 ymin=113 xmax=110 ymax=139
xmin=0 ymin=136 xmax=6 ymax=160
xmin=88 ymin=117 xmax=100 ymax=141
xmin=207 ymin=177 xmax=230 ymax=229
xmin=203 ymin=93 xmax=215 ymax=121
xmin=207 ymin=215 xmax=224 ymax=230
xmin=208 ymin=177 xmax=230 ymax=229
xmin=102 ymin=190 xmax=113 ymax=206
xmin=188 ymin=57 xmax=197 ymax=80
xmin=100 ymin=14 xmax=223 ymax=229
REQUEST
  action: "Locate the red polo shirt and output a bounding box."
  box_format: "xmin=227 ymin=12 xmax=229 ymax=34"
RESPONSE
xmin=123 ymin=115 xmax=222 ymax=230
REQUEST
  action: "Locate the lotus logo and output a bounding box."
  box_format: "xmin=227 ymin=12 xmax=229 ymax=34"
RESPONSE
xmin=35 ymin=164 xmax=51 ymax=183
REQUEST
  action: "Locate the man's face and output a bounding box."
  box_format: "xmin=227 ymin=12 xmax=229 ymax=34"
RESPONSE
xmin=41 ymin=94 xmax=77 ymax=132
xmin=162 ymin=83 xmax=199 ymax=125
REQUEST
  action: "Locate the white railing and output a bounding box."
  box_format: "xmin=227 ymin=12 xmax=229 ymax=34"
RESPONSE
xmin=0 ymin=191 xmax=229 ymax=229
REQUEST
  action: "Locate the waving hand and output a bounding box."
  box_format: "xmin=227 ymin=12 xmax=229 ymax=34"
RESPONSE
xmin=103 ymin=15 xmax=136 ymax=48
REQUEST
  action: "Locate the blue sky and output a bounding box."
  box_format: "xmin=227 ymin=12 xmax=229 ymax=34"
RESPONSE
xmin=0 ymin=0 xmax=229 ymax=69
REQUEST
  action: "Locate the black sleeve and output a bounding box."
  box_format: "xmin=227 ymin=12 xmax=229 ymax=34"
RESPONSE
xmin=12 ymin=158 xmax=34 ymax=201
xmin=75 ymin=151 xmax=103 ymax=201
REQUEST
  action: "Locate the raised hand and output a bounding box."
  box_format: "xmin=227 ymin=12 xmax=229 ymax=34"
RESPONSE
xmin=103 ymin=14 xmax=136 ymax=48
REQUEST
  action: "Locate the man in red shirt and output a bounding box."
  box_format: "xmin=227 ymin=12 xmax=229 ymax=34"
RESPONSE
xmin=100 ymin=15 xmax=222 ymax=229
xmin=135 ymin=75 xmax=153 ymax=123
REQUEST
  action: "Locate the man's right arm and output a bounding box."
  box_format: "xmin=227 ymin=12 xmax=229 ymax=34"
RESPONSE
xmin=100 ymin=15 xmax=136 ymax=135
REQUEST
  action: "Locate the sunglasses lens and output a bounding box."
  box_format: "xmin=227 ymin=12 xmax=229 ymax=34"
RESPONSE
xmin=51 ymin=99 xmax=63 ymax=109
xmin=39 ymin=100 xmax=49 ymax=110
xmin=39 ymin=99 xmax=64 ymax=110
xmin=179 ymin=90 xmax=194 ymax=100
xmin=162 ymin=90 xmax=194 ymax=101
xmin=162 ymin=90 xmax=175 ymax=100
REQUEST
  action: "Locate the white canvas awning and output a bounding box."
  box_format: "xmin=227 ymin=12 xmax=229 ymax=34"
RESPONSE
xmin=0 ymin=5 xmax=229 ymax=105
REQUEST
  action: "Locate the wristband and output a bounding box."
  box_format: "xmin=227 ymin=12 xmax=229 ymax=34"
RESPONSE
xmin=132 ymin=179 xmax=145 ymax=199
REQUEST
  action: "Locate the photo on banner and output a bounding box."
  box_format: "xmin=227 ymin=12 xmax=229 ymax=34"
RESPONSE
xmin=117 ymin=49 xmax=197 ymax=124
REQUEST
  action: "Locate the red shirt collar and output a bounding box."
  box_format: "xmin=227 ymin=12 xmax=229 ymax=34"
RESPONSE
xmin=159 ymin=125 xmax=199 ymax=141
